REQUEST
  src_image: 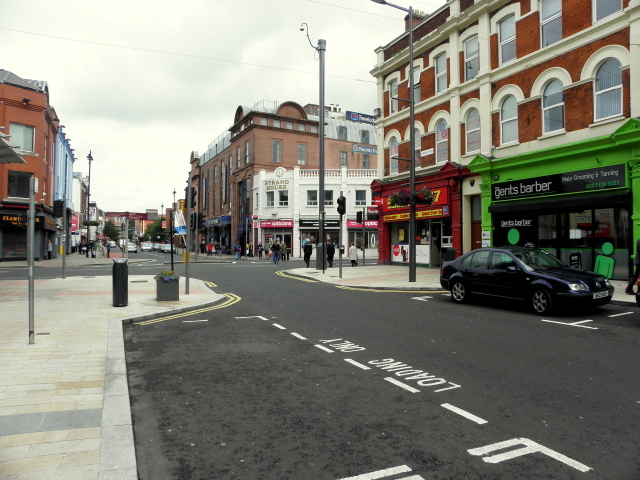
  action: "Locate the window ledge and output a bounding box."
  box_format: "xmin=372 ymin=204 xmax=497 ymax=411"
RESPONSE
xmin=589 ymin=115 xmax=625 ymax=128
xmin=496 ymin=141 xmax=520 ymax=150
xmin=537 ymin=129 xmax=566 ymax=140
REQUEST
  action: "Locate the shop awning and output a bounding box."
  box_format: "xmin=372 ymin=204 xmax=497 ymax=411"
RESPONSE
xmin=0 ymin=133 xmax=26 ymax=164
xmin=489 ymin=192 xmax=629 ymax=213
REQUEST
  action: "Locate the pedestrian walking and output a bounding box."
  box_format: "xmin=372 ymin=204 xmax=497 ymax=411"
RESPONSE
xmin=106 ymin=241 xmax=111 ymax=258
xmin=280 ymin=242 xmax=287 ymax=262
xmin=348 ymin=242 xmax=358 ymax=267
xmin=207 ymin=242 xmax=213 ymax=256
xmin=258 ymin=243 xmax=264 ymax=259
xmin=46 ymin=240 xmax=53 ymax=260
xmin=626 ymin=237 xmax=640 ymax=294
xmin=303 ymin=240 xmax=313 ymax=267
xmin=234 ymin=241 xmax=241 ymax=260
xmin=271 ymin=241 xmax=281 ymax=264
xmin=326 ymin=240 xmax=335 ymax=268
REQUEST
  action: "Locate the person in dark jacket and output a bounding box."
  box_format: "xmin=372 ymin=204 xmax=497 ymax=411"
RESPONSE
xmin=326 ymin=241 xmax=335 ymax=267
xmin=271 ymin=241 xmax=281 ymax=264
xmin=303 ymin=241 xmax=313 ymax=267
xmin=626 ymin=237 xmax=640 ymax=294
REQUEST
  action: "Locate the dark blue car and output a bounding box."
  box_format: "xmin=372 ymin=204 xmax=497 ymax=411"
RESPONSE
xmin=439 ymin=246 xmax=614 ymax=315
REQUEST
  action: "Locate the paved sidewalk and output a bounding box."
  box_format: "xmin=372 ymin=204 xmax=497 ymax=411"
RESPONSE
xmin=0 ymin=253 xmax=634 ymax=479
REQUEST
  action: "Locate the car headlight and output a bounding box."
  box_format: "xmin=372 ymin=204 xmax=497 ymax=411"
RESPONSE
xmin=568 ymin=282 xmax=587 ymax=292
xmin=604 ymin=278 xmax=611 ymax=287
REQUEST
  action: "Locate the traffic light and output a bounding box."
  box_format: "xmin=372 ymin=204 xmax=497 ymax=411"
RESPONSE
xmin=197 ymin=213 xmax=204 ymax=229
xmin=356 ymin=210 xmax=363 ymax=224
xmin=53 ymin=200 xmax=64 ymax=217
xmin=189 ymin=212 xmax=196 ymax=230
xmin=337 ymin=196 xmax=346 ymax=215
xmin=191 ymin=187 xmax=197 ymax=208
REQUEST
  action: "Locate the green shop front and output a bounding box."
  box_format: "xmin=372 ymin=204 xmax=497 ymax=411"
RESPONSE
xmin=469 ymin=120 xmax=640 ymax=280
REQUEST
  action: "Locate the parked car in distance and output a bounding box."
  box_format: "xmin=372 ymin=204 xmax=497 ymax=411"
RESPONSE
xmin=127 ymin=242 xmax=138 ymax=253
xmin=140 ymin=242 xmax=152 ymax=252
xmin=160 ymin=244 xmax=177 ymax=254
xmin=153 ymin=243 xmax=162 ymax=251
xmin=440 ymin=246 xmax=614 ymax=315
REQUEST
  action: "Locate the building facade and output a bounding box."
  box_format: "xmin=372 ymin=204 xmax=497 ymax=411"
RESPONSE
xmin=370 ymin=0 xmax=640 ymax=278
xmin=189 ymin=101 xmax=378 ymax=257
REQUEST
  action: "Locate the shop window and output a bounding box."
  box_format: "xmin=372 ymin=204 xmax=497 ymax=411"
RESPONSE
xmin=465 ymin=108 xmax=481 ymax=153
xmin=543 ymin=79 xmax=564 ymax=133
xmin=436 ymin=121 xmax=449 ymax=163
xmin=272 ymin=140 xmax=282 ymax=163
xmin=595 ymin=0 xmax=621 ymax=21
xmin=8 ymin=170 xmax=32 ymax=198
xmin=297 ymin=143 xmax=307 ymax=165
xmin=9 ymin=123 xmax=34 ymax=153
xmin=355 ymin=190 xmax=366 ymax=206
xmin=307 ymin=190 xmax=317 ymax=206
xmin=541 ymin=0 xmax=562 ymax=47
xmin=278 ymin=190 xmax=288 ymax=206
xmin=324 ymin=190 xmax=334 ymax=206
xmin=435 ymin=53 xmax=447 ymax=93
xmin=500 ymin=95 xmax=518 ymax=144
xmin=464 ymin=35 xmax=479 ymax=81
xmin=266 ymin=191 xmax=274 ymax=207
xmin=595 ymin=58 xmax=622 ymax=121
xmin=499 ymin=15 xmax=516 ymax=64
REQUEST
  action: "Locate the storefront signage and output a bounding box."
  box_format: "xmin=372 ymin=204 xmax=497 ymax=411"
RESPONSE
xmin=346 ymin=220 xmax=378 ymax=228
xmin=298 ymin=219 xmax=340 ymax=228
xmin=352 ymin=144 xmax=378 ymax=155
xmin=383 ymin=207 xmax=445 ymax=222
xmin=260 ymin=220 xmax=294 ymax=228
xmin=383 ymin=187 xmax=448 ymax=212
xmin=346 ymin=111 xmax=376 ymax=124
xmin=264 ymin=179 xmax=289 ymax=190
xmin=492 ymin=164 xmax=626 ymax=201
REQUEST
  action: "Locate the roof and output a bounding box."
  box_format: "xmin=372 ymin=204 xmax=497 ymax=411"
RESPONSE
xmin=0 ymin=69 xmax=48 ymax=94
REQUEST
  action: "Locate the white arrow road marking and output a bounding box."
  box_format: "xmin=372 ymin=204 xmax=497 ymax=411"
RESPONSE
xmin=337 ymin=465 xmax=415 ymax=480
xmin=541 ymin=319 xmax=598 ymax=329
xmin=441 ymin=403 xmax=487 ymax=424
xmin=411 ymin=296 xmax=433 ymax=301
xmin=468 ymin=438 xmax=591 ymax=472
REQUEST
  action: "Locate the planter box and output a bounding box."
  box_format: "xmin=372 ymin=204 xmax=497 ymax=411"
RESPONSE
xmin=156 ymin=279 xmax=179 ymax=301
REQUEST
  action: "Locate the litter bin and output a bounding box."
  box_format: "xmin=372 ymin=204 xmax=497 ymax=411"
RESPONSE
xmin=440 ymin=246 xmax=455 ymax=264
xmin=339 ymin=245 xmax=345 ymax=255
xmin=112 ymin=258 xmax=128 ymax=307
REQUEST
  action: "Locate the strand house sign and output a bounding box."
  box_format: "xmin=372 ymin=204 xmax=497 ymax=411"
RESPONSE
xmin=492 ymin=165 xmax=625 ymax=201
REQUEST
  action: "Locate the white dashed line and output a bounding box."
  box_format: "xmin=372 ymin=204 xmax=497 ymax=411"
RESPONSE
xmin=441 ymin=403 xmax=488 ymax=424
xmin=314 ymin=344 xmax=334 ymax=353
xmin=272 ymin=323 xmax=286 ymax=330
xmin=290 ymin=332 xmax=306 ymax=340
xmin=344 ymin=358 xmax=371 ymax=370
xmin=384 ymin=377 xmax=420 ymax=393
xmin=541 ymin=319 xmax=598 ymax=329
xmin=182 ymin=320 xmax=208 ymax=323
xmin=608 ymin=312 xmax=634 ymax=317
xmin=337 ymin=465 xmax=413 ymax=479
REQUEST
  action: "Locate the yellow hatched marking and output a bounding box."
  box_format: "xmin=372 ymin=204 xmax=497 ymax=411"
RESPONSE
xmin=335 ymin=286 xmax=449 ymax=293
xmin=137 ymin=293 xmax=241 ymax=325
xmin=275 ymin=271 xmax=318 ymax=282
xmin=204 ymin=281 xmax=218 ymax=287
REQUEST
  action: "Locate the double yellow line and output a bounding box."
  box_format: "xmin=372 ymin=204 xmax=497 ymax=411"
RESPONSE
xmin=275 ymin=271 xmax=318 ymax=283
xmin=137 ymin=293 xmax=241 ymax=326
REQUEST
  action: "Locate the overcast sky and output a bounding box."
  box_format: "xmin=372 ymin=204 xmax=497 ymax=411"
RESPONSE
xmin=2 ymin=0 xmax=443 ymax=214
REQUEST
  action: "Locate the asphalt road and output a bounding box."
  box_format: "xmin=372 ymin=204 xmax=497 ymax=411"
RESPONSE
xmin=113 ymin=254 xmax=639 ymax=480
xmin=4 ymin=251 xmax=637 ymax=478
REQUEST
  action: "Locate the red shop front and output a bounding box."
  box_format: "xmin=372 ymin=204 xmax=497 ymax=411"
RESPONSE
xmin=371 ymin=163 xmax=466 ymax=267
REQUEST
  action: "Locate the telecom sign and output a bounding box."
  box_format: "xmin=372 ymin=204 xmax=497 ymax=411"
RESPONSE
xmin=346 ymin=111 xmax=376 ymax=124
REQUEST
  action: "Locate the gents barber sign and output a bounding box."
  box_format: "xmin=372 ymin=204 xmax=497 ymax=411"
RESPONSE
xmin=492 ymin=165 xmax=625 ymax=202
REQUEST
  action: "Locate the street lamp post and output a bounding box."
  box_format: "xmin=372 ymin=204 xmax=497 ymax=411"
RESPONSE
xmin=171 ymin=189 xmax=176 ymax=271
xmin=371 ymin=0 xmax=416 ymax=282
xmin=85 ymin=151 xmax=93 ymax=258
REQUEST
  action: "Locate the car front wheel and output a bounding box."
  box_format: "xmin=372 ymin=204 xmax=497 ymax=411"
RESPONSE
xmin=531 ymin=288 xmax=552 ymax=315
xmin=450 ymin=280 xmax=468 ymax=304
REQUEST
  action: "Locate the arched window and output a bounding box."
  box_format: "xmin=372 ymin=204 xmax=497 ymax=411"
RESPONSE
xmin=435 ymin=121 xmax=449 ymax=163
xmin=465 ymin=108 xmax=481 ymax=153
xmin=414 ymin=128 xmax=421 ymax=166
xmin=500 ymin=95 xmax=518 ymax=144
xmin=389 ymin=136 xmax=399 ymax=174
xmin=543 ymin=79 xmax=564 ymax=133
xmin=595 ymin=58 xmax=622 ymax=121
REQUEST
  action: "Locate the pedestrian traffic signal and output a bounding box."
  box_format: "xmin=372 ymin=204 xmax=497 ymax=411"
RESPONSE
xmin=190 ymin=187 xmax=197 ymax=208
xmin=356 ymin=211 xmax=363 ymax=223
xmin=53 ymin=200 xmax=64 ymax=217
xmin=189 ymin=212 xmax=197 ymax=230
xmin=337 ymin=196 xmax=346 ymax=215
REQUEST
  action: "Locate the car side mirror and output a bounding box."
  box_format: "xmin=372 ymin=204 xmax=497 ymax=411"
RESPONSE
xmin=506 ymin=266 xmax=518 ymax=272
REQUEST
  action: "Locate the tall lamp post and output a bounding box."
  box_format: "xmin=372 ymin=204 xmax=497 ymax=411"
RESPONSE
xmin=171 ymin=189 xmax=176 ymax=271
xmin=85 ymin=151 xmax=93 ymax=258
xmin=371 ymin=0 xmax=416 ymax=282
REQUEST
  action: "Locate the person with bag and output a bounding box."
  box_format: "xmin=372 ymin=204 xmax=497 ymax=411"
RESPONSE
xmin=258 ymin=243 xmax=264 ymax=259
xmin=271 ymin=240 xmax=281 ymax=264
xmin=303 ymin=240 xmax=313 ymax=267
xmin=326 ymin=240 xmax=335 ymax=268
xmin=234 ymin=241 xmax=241 ymax=260
xmin=348 ymin=242 xmax=358 ymax=267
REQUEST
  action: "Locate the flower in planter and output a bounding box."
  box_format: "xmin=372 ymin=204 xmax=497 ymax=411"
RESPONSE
xmin=155 ymin=270 xmax=180 ymax=282
xmin=388 ymin=187 xmax=434 ymax=207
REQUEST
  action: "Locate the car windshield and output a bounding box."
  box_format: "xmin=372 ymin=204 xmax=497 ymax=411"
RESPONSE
xmin=513 ymin=249 xmax=567 ymax=272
